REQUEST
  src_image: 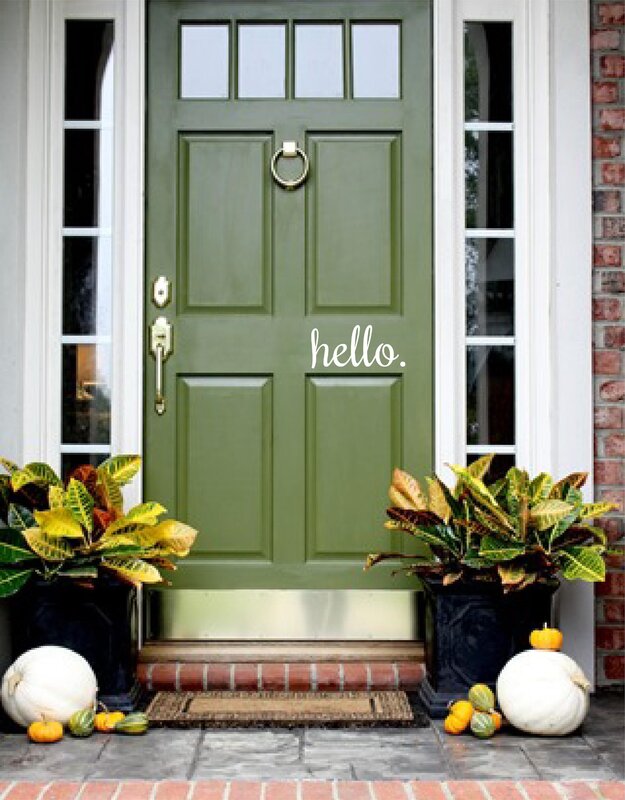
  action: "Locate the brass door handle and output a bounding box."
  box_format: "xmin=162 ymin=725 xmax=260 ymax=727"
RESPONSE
xmin=150 ymin=316 xmax=173 ymax=415
xmin=270 ymin=141 xmax=309 ymax=191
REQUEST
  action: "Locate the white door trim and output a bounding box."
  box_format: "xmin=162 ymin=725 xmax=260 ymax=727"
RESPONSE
xmin=23 ymin=0 xmax=593 ymax=674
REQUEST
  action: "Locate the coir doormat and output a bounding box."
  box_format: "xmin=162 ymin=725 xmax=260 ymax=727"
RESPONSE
xmin=145 ymin=690 xmax=425 ymax=728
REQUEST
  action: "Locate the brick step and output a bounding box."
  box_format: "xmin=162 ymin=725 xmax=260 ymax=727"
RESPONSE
xmin=137 ymin=661 xmax=425 ymax=693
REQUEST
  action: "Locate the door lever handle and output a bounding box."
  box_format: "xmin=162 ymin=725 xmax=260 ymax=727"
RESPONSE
xmin=150 ymin=316 xmax=173 ymax=415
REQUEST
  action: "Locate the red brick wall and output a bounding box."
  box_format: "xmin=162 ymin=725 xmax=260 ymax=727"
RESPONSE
xmin=591 ymin=1 xmax=625 ymax=686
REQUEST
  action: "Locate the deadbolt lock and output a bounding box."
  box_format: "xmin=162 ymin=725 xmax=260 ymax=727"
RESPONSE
xmin=152 ymin=276 xmax=172 ymax=308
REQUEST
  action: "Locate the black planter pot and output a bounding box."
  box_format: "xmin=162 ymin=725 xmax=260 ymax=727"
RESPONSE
xmin=8 ymin=577 xmax=140 ymax=712
xmin=418 ymin=577 xmax=558 ymax=718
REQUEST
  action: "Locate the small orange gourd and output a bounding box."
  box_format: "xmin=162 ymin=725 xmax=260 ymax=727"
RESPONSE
xmin=95 ymin=709 xmax=125 ymax=733
xmin=530 ymin=623 xmax=563 ymax=651
xmin=490 ymin=711 xmax=503 ymax=731
xmin=443 ymin=699 xmax=474 ymax=735
xmin=28 ymin=718 xmax=64 ymax=744
xmin=444 ymin=714 xmax=466 ymax=735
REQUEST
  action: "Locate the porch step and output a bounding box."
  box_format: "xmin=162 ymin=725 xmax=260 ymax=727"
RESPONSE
xmin=137 ymin=661 xmax=425 ymax=693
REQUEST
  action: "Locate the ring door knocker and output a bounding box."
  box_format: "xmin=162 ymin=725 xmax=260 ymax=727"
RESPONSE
xmin=270 ymin=140 xmax=310 ymax=191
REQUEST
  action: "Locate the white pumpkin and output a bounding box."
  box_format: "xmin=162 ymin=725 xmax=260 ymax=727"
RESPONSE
xmin=1 ymin=645 xmax=97 ymax=727
xmin=497 ymin=649 xmax=590 ymax=736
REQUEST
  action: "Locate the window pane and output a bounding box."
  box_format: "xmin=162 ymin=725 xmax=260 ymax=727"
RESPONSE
xmin=467 ymin=452 xmax=515 ymax=482
xmin=466 ymin=238 xmax=514 ymax=336
xmin=64 ymin=129 xmax=114 ymax=228
xmin=295 ymin=24 xmax=343 ymax=98
xmin=65 ymin=21 xmax=114 ymax=121
xmin=62 ymin=344 xmax=111 ymax=444
xmin=61 ymin=452 xmax=108 ymax=480
xmin=180 ymin=25 xmax=229 ymax=99
xmin=238 ymin=25 xmax=286 ymax=99
xmin=465 ymin=131 xmax=513 ymax=229
xmin=352 ymin=24 xmax=400 ymax=98
xmin=465 ymin=22 xmax=513 ymax=123
xmin=467 ymin=346 xmax=515 ymax=445
xmin=63 ymin=237 xmax=112 ymax=336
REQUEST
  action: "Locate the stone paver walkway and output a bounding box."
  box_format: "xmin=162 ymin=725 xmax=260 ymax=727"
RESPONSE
xmin=0 ymin=695 xmax=622 ymax=785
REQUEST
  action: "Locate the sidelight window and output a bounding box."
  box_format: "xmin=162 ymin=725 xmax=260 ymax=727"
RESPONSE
xmin=61 ymin=20 xmax=115 ymax=477
xmin=463 ymin=21 xmax=515 ymax=479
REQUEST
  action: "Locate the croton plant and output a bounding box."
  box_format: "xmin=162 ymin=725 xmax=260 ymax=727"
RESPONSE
xmin=366 ymin=454 xmax=618 ymax=591
xmin=0 ymin=455 xmax=197 ymax=598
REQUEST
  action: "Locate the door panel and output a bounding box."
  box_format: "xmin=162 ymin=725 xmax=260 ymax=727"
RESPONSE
xmin=307 ymin=134 xmax=401 ymax=313
xmin=179 ymin=134 xmax=273 ymax=312
xmin=176 ymin=376 xmax=273 ymax=559
xmin=305 ymin=376 xmax=402 ymax=559
xmin=146 ymin=0 xmax=432 ymax=591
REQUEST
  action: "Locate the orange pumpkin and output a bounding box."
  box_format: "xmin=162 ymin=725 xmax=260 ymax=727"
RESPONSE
xmin=490 ymin=711 xmax=503 ymax=731
xmin=530 ymin=623 xmax=563 ymax=651
xmin=28 ymin=719 xmax=64 ymax=743
xmin=444 ymin=714 xmax=466 ymax=735
xmin=95 ymin=710 xmax=125 ymax=732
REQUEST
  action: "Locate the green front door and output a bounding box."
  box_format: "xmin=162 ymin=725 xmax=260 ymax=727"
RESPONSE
xmin=145 ymin=0 xmax=432 ymax=591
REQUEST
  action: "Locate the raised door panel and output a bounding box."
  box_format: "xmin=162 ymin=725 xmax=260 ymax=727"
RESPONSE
xmin=177 ymin=376 xmax=273 ymax=559
xmin=306 ymin=376 xmax=402 ymax=559
xmin=178 ymin=134 xmax=273 ymax=313
xmin=306 ymin=134 xmax=401 ymax=314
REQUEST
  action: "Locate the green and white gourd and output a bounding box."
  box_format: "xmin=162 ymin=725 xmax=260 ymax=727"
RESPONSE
xmin=497 ymin=650 xmax=590 ymax=736
xmin=470 ymin=711 xmax=496 ymax=739
xmin=68 ymin=708 xmax=96 ymax=737
xmin=115 ymin=712 xmax=149 ymax=735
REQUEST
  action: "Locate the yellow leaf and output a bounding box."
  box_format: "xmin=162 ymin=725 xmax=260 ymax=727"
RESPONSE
xmin=391 ymin=469 xmax=428 ymax=510
xmin=23 ymin=528 xmax=73 ymax=561
xmin=98 ymin=455 xmax=141 ymax=487
xmin=146 ymin=519 xmax=197 ymax=556
xmin=388 ymin=486 xmax=417 ymax=510
xmin=48 ymin=486 xmax=66 ymax=509
xmin=102 ymin=557 xmax=162 ymax=585
xmin=66 ymin=478 xmax=94 ymax=533
xmin=34 ymin=508 xmax=85 ymax=539
xmin=97 ymin=470 xmax=124 ymax=512
xmin=426 ymin=477 xmax=451 ymax=523
xmin=126 ymin=502 xmax=167 ymax=526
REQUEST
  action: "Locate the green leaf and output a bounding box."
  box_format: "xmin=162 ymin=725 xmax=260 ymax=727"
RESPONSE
xmin=550 ymin=472 xmax=588 ymax=498
xmin=0 ymin=458 xmax=19 ymax=475
xmin=559 ymin=545 xmax=606 ymax=582
xmin=466 ymin=454 xmax=495 ymax=481
xmin=24 ymin=528 xmax=73 ymax=562
xmin=58 ymin=566 xmax=98 ymax=579
xmin=0 ymin=529 xmax=35 ymax=563
xmin=449 ymin=466 xmax=515 ymax=533
xmin=125 ymin=501 xmax=166 ymax=526
xmin=505 ymin=467 xmax=530 ymax=516
xmin=548 ymin=507 xmax=580 ymax=550
xmin=0 ymin=568 xmax=33 ymax=598
xmin=34 ymin=508 xmax=85 ymax=539
xmin=98 ymin=455 xmax=141 ymax=487
xmin=97 ymin=470 xmax=124 ymax=512
xmin=578 ymin=501 xmax=618 ymax=520
xmin=66 ymin=478 xmax=94 ymax=533
xmin=530 ymin=499 xmax=575 ymax=531
xmin=48 ymin=486 xmax=66 ymax=509
xmin=11 ymin=462 xmax=62 ymax=491
xmin=8 ymin=504 xmax=35 ymax=531
xmin=386 ymin=508 xmax=461 ymax=556
xmin=529 ymin=472 xmax=553 ymax=503
xmin=479 ymin=536 xmax=525 ymax=562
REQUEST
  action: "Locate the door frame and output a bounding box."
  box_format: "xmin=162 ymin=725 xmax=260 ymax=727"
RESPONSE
xmin=21 ymin=0 xmax=594 ymax=679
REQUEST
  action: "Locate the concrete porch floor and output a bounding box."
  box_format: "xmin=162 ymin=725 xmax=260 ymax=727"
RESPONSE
xmin=0 ymin=694 xmax=622 ymax=783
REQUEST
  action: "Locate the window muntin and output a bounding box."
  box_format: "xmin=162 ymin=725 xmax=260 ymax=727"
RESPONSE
xmin=61 ymin=20 xmax=114 ymax=477
xmin=464 ymin=21 xmax=515 ymax=481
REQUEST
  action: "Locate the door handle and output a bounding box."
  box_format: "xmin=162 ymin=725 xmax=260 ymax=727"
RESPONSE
xmin=150 ymin=316 xmax=173 ymax=415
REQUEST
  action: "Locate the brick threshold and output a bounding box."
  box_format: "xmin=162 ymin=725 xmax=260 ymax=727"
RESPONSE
xmin=0 ymin=779 xmax=623 ymax=800
xmin=138 ymin=661 xmax=425 ymax=693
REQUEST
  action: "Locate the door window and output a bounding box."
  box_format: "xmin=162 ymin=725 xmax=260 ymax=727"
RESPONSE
xmin=61 ymin=20 xmax=115 ymax=476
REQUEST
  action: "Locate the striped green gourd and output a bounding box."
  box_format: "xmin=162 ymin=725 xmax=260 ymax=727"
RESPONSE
xmin=114 ymin=712 xmax=149 ymax=735
xmin=470 ymin=711 xmax=496 ymax=739
xmin=468 ymin=683 xmax=495 ymax=712
xmin=68 ymin=708 xmax=95 ymax=738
